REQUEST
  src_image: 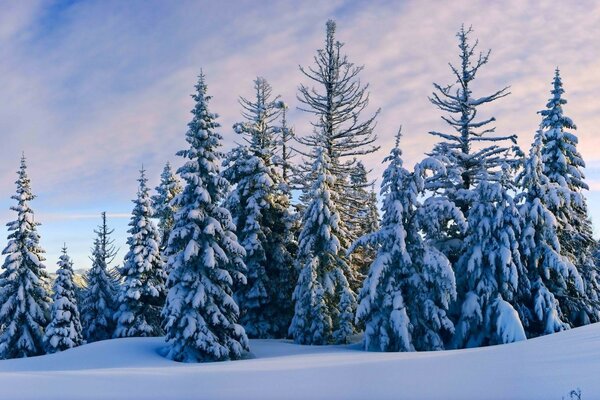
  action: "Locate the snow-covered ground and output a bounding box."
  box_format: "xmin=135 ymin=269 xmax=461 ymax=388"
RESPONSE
xmin=1 ymin=323 xmax=599 ymax=400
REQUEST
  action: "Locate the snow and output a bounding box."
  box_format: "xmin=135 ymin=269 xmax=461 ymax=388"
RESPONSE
xmin=0 ymin=323 xmax=598 ymax=399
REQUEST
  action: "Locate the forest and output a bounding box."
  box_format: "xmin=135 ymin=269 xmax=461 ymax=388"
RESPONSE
xmin=0 ymin=19 xmax=595 ymax=364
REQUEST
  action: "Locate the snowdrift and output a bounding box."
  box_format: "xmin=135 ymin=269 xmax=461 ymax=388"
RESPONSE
xmin=1 ymin=323 xmax=599 ymax=399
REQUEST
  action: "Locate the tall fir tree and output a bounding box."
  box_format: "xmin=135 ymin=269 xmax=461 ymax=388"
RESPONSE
xmin=274 ymin=102 xmax=296 ymax=187
xmin=162 ymin=72 xmax=249 ymax=362
xmin=224 ymin=77 xmax=296 ymax=338
xmin=151 ymin=162 xmax=182 ymax=252
xmin=428 ymin=25 xmax=520 ymax=204
xmin=453 ymin=178 xmax=527 ymax=348
xmin=427 ymin=26 xmax=522 ymax=267
xmin=538 ymin=68 xmax=600 ymax=325
xmin=353 ymin=131 xmax=463 ymax=352
xmin=44 ymin=245 xmax=83 ymax=353
xmin=0 ymin=155 xmax=51 ymax=359
xmin=81 ymin=212 xmax=119 ymax=342
xmin=114 ymin=168 xmax=167 ymax=338
xmin=516 ymin=130 xmax=584 ymax=337
xmin=296 ymin=20 xmax=379 ymax=279
xmin=289 ymin=147 xmax=356 ymax=345
xmin=347 ymin=161 xmax=379 ymax=290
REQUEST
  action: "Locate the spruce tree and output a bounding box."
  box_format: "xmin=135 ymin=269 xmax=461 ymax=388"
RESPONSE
xmin=538 ymin=68 xmax=600 ymax=325
xmin=428 ymin=25 xmax=520 ymax=205
xmin=353 ymin=131 xmax=463 ymax=352
xmin=516 ymin=130 xmax=584 ymax=336
xmin=114 ymin=168 xmax=167 ymax=338
xmin=151 ymin=162 xmax=182 ymax=252
xmin=44 ymin=245 xmax=83 ymax=353
xmin=427 ymin=26 xmax=522 ymax=269
xmin=289 ymin=147 xmax=356 ymax=345
xmin=224 ymin=77 xmax=295 ymax=338
xmin=162 ymin=72 xmax=249 ymax=362
xmin=453 ymin=178 xmax=527 ymax=348
xmin=347 ymin=161 xmax=379 ymax=290
xmin=81 ymin=212 xmax=119 ymax=342
xmin=0 ymin=155 xmax=51 ymax=359
xmin=274 ymin=102 xmax=296 ymax=187
xmin=296 ymin=19 xmax=379 ymax=269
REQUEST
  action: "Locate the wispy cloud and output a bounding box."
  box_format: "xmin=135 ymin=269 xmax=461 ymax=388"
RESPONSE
xmin=0 ymin=0 xmax=599 ymax=268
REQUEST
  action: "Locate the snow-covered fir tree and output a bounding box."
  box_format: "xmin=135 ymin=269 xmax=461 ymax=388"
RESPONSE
xmin=274 ymin=102 xmax=296 ymax=187
xmin=428 ymin=25 xmax=520 ymax=205
xmin=114 ymin=168 xmax=167 ymax=338
xmin=81 ymin=212 xmax=119 ymax=342
xmin=353 ymin=131 xmax=463 ymax=352
xmin=347 ymin=161 xmax=379 ymax=290
xmin=453 ymin=176 xmax=527 ymax=348
xmin=224 ymin=77 xmax=296 ymax=338
xmin=289 ymin=147 xmax=356 ymax=345
xmin=296 ymin=20 xmax=379 ymax=274
xmin=0 ymin=155 xmax=51 ymax=359
xmin=427 ymin=26 xmax=522 ymax=271
xmin=44 ymin=245 xmax=83 ymax=353
xmin=151 ymin=162 xmax=182 ymax=252
xmin=162 ymin=72 xmax=249 ymax=362
xmin=516 ymin=130 xmax=584 ymax=337
xmin=538 ymin=68 xmax=600 ymax=325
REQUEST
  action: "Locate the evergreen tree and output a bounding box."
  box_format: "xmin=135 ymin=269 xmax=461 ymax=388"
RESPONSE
xmin=297 ymin=20 xmax=379 ymax=296
xmin=353 ymin=131 xmax=463 ymax=352
xmin=81 ymin=212 xmax=119 ymax=342
xmin=516 ymin=130 xmax=584 ymax=336
xmin=297 ymin=20 xmax=379 ymax=255
xmin=427 ymin=26 xmax=522 ymax=269
xmin=347 ymin=161 xmax=379 ymax=290
xmin=162 ymin=72 xmax=249 ymax=362
xmin=114 ymin=168 xmax=167 ymax=338
xmin=44 ymin=245 xmax=83 ymax=353
xmin=0 ymin=155 xmax=50 ymax=358
xmin=289 ymin=147 xmax=356 ymax=345
xmin=274 ymin=102 xmax=296 ymax=187
xmin=224 ymin=77 xmax=295 ymax=338
xmin=538 ymin=68 xmax=600 ymax=325
xmin=151 ymin=162 xmax=182 ymax=252
xmin=453 ymin=178 xmax=527 ymax=348
xmin=428 ymin=25 xmax=520 ymax=206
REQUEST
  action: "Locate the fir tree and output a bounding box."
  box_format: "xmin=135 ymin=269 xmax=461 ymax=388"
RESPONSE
xmin=516 ymin=130 xmax=584 ymax=336
xmin=538 ymin=68 xmax=600 ymax=325
xmin=0 ymin=155 xmax=50 ymax=359
xmin=453 ymin=178 xmax=527 ymax=348
xmin=151 ymin=162 xmax=182 ymax=252
xmin=224 ymin=77 xmax=295 ymax=338
xmin=274 ymin=102 xmax=296 ymax=187
xmin=81 ymin=212 xmax=119 ymax=342
xmin=44 ymin=245 xmax=83 ymax=353
xmin=428 ymin=25 xmax=520 ymax=206
xmin=162 ymin=72 xmax=249 ymax=362
xmin=296 ymin=19 xmax=379 ymax=259
xmin=427 ymin=26 xmax=522 ymax=270
xmin=347 ymin=161 xmax=378 ymax=290
xmin=353 ymin=131 xmax=463 ymax=352
xmin=289 ymin=147 xmax=356 ymax=345
xmin=114 ymin=168 xmax=167 ymax=338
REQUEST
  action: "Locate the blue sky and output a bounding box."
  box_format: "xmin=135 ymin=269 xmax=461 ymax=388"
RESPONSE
xmin=1 ymin=0 xmax=600 ymax=271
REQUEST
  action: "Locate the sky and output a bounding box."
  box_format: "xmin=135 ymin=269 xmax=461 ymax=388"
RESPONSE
xmin=0 ymin=0 xmax=599 ymax=271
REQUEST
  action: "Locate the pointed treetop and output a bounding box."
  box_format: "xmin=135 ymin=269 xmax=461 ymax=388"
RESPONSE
xmin=540 ymin=68 xmax=576 ymax=130
xmin=326 ymin=19 xmax=336 ymax=38
xmin=394 ymin=126 xmax=403 ymax=150
xmin=194 ymin=70 xmax=208 ymax=101
xmin=138 ymin=166 xmax=147 ymax=190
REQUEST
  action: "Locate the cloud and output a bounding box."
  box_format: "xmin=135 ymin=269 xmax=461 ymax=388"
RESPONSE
xmin=0 ymin=0 xmax=599 ymax=268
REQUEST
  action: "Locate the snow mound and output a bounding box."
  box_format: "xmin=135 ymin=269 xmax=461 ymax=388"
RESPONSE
xmin=1 ymin=324 xmax=600 ymax=399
